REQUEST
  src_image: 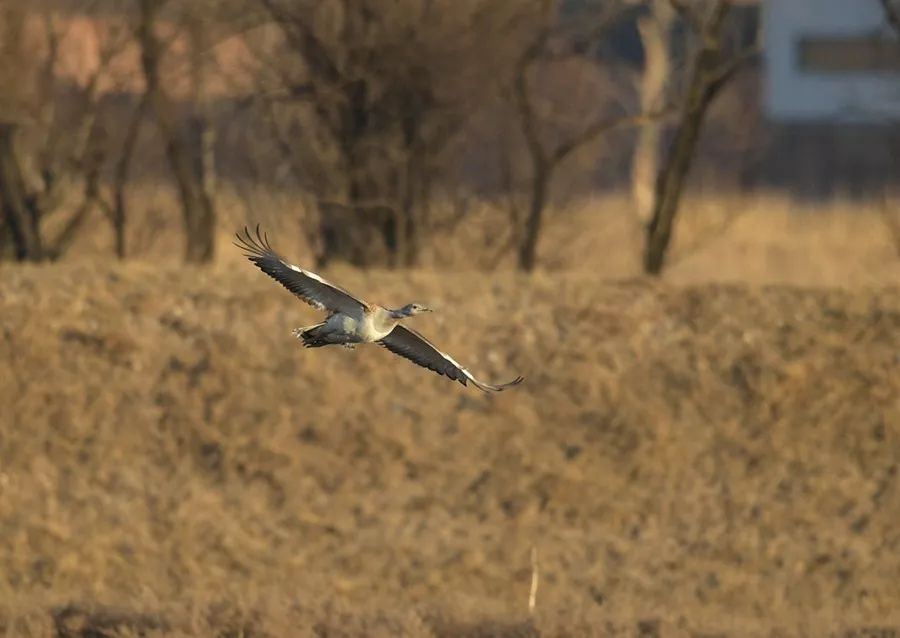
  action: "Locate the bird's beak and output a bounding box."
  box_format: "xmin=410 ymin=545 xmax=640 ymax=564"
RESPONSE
xmin=422 ymin=306 xmax=434 ymax=312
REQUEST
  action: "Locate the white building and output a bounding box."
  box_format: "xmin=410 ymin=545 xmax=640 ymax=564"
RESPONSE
xmin=763 ymin=0 xmax=900 ymax=123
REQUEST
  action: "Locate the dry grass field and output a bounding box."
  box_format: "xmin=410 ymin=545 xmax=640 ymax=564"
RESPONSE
xmin=2 ymin=194 xmax=900 ymax=636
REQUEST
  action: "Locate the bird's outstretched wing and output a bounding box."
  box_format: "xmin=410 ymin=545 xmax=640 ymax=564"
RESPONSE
xmin=378 ymin=325 xmax=524 ymax=392
xmin=235 ymin=225 xmax=367 ymax=316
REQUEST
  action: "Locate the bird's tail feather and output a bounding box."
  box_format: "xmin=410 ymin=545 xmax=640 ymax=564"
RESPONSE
xmin=292 ymin=323 xmax=328 ymax=348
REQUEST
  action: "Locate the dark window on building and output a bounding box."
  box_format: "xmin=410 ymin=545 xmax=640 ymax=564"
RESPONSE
xmin=797 ymin=36 xmax=900 ymax=73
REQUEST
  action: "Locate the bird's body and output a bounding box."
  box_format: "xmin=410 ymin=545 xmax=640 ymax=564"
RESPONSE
xmin=297 ymin=304 xmax=398 ymax=348
xmin=235 ymin=226 xmax=523 ymax=392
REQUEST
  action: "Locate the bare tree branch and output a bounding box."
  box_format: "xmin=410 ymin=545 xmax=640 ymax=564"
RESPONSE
xmin=553 ymin=108 xmax=673 ymax=165
xmin=881 ymin=0 xmax=900 ymax=35
xmin=512 ymin=52 xmax=549 ymax=170
xmin=668 ymin=0 xmax=704 ymax=34
xmin=708 ymin=45 xmax=760 ymax=94
xmin=259 ymin=0 xmax=341 ymax=85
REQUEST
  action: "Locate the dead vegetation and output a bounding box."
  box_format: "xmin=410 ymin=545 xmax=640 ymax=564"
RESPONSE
xmin=2 ymin=260 xmax=899 ymax=636
xmin=2 ymin=3 xmax=900 ymax=636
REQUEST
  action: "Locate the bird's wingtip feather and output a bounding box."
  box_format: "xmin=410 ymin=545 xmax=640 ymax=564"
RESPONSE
xmin=494 ymin=375 xmax=524 ymax=392
xmin=234 ymin=224 xmax=279 ymax=261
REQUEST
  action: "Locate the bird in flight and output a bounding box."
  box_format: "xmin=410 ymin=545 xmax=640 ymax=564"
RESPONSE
xmin=234 ymin=226 xmax=524 ymax=392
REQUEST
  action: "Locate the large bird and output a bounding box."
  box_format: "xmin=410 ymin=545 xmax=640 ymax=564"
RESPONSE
xmin=234 ymin=226 xmax=524 ymax=392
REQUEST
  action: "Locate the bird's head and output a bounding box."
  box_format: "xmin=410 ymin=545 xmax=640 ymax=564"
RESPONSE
xmin=394 ymin=302 xmax=433 ymax=318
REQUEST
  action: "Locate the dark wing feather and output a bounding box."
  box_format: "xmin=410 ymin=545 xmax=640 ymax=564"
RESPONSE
xmin=234 ymin=225 xmax=367 ymax=315
xmin=378 ymin=325 xmax=524 ymax=392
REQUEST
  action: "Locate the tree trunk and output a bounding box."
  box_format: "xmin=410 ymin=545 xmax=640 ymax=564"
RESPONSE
xmin=186 ymin=18 xmax=217 ymax=262
xmin=517 ymin=160 xmax=550 ymax=272
xmin=643 ymin=46 xmax=726 ymax=275
xmin=398 ymin=150 xmax=423 ymax=267
xmin=632 ymin=0 xmax=674 ymax=224
xmin=181 ymin=115 xmax=216 ymax=263
xmin=318 ymin=141 xmax=396 ymax=268
xmin=165 ymin=134 xmax=216 ymax=263
xmin=0 ymin=122 xmax=43 ymax=261
xmin=111 ymin=97 xmax=147 ymax=259
xmin=137 ymin=0 xmax=217 ymax=264
xmin=48 ymin=137 xmax=105 ymax=260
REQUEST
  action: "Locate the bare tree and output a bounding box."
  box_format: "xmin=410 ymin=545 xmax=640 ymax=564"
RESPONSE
xmin=252 ymin=0 xmax=522 ymax=267
xmin=136 ymin=0 xmax=217 ymax=263
xmin=642 ymin=0 xmax=758 ymax=275
xmin=0 ymin=3 xmax=130 ymax=261
xmin=509 ymin=0 xmax=665 ymax=272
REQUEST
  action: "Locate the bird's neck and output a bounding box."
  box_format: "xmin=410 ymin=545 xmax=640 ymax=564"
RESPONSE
xmin=387 ymin=308 xmax=408 ymax=320
xmin=371 ymin=307 xmax=401 ymax=332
